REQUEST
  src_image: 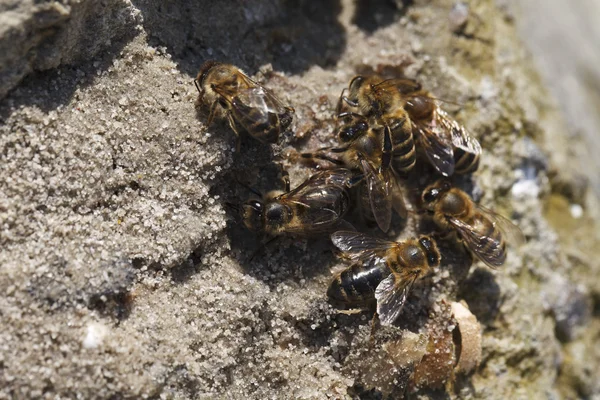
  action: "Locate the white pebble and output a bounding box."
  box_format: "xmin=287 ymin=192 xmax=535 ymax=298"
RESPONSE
xmin=82 ymin=323 xmax=109 ymax=349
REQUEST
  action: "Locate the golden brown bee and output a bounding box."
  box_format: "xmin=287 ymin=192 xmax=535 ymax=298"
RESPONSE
xmin=195 ymin=61 xmax=294 ymax=146
xmin=240 ymin=169 xmax=355 ymax=236
xmin=421 ymin=180 xmax=524 ymax=267
xmin=341 ymin=76 xmax=418 ymax=174
xmin=343 ymin=75 xmax=481 ymax=176
xmin=328 ymin=231 xmax=441 ymax=325
xmin=402 ymin=86 xmax=482 ymax=176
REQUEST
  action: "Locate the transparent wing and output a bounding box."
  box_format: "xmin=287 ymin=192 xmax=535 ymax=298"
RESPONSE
xmin=415 ymin=118 xmax=455 ymax=177
xmin=436 ymin=108 xmax=482 ymax=156
xmin=280 ymin=200 xmax=346 ymax=235
xmin=282 ymin=169 xmax=353 ymax=199
xmin=449 ymin=207 xmax=523 ymax=268
xmin=475 ymin=204 xmax=525 ymax=247
xmin=375 ymin=273 xmax=418 ymax=326
xmin=330 ymin=231 xmax=397 ymax=262
xmin=390 ymin=170 xmax=408 ymax=218
xmin=277 ymin=170 xmax=353 ymax=235
xmin=360 ymin=158 xmax=392 ymax=232
xmin=236 ymin=85 xmax=289 ymax=115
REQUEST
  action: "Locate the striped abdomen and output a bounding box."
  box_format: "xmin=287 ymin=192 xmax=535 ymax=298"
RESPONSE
xmin=385 ymin=115 xmax=416 ymax=173
xmin=454 ymin=148 xmax=480 ymax=174
xmin=327 ymin=258 xmax=390 ymax=308
xmin=462 ymin=214 xmax=507 ymax=267
xmin=230 ymin=98 xmax=288 ymax=143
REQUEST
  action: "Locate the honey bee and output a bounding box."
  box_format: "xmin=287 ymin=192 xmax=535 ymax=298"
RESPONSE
xmin=239 ymin=169 xmax=355 ymax=236
xmin=300 ymin=107 xmax=408 ymax=233
xmin=195 ymin=61 xmax=294 ymax=146
xmin=342 ymin=75 xmax=481 ymax=176
xmin=328 ymin=231 xmax=441 ymax=325
xmin=340 ymin=76 xmax=418 ymax=174
xmin=421 ymin=180 xmax=524 ymax=267
xmin=402 ymin=85 xmax=482 ymax=176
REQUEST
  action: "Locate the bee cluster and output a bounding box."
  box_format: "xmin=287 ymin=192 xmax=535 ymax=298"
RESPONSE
xmin=195 ymin=61 xmax=524 ymax=329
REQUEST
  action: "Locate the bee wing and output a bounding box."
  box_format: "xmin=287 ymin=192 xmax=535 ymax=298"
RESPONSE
xmin=282 ymin=169 xmax=353 ymax=199
xmin=284 ymin=200 xmax=346 ymax=233
xmin=415 ymin=118 xmax=455 ymax=177
xmin=375 ymin=272 xmax=419 ymax=326
xmin=475 ymin=204 xmax=525 ymax=247
xmin=236 ymin=85 xmax=289 ymax=115
xmin=312 ymin=168 xmax=355 ymax=188
xmin=360 ymin=158 xmax=392 ymax=232
xmin=373 ymin=78 xmax=422 ymax=95
xmin=278 ymin=181 xmax=350 ymax=235
xmin=437 ymin=109 xmax=482 ymax=157
xmin=391 ymin=171 xmax=408 ymax=218
xmin=449 ymin=207 xmax=523 ymax=268
xmin=330 ymin=231 xmax=397 ymax=262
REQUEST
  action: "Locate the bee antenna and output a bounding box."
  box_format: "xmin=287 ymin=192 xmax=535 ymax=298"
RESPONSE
xmin=234 ymin=178 xmax=263 ymax=197
xmin=429 ymin=96 xmax=464 ymax=107
xmin=193 ymin=79 xmax=202 ymax=94
xmin=224 ymin=202 xmax=241 ymax=213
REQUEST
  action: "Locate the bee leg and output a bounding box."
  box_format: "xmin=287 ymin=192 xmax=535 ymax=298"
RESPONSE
xmin=234 ymin=178 xmax=263 ymax=198
xmin=335 ymin=308 xmax=365 ymax=315
xmin=206 ymin=100 xmax=220 ymax=127
xmin=193 ymin=79 xmax=202 ymax=95
xmin=348 ymin=173 xmax=364 ymax=187
xmin=300 ymin=150 xmax=345 ymax=167
xmin=335 ymin=88 xmax=348 ymax=116
xmin=381 ymin=125 xmax=393 ymax=172
xmin=337 ymin=111 xmax=365 ymax=119
xmin=369 ymin=312 xmax=380 ymax=345
xmin=342 ymin=95 xmax=359 ymax=108
xmin=248 ymin=235 xmax=281 ymax=263
xmin=225 ymin=112 xmax=243 ymax=151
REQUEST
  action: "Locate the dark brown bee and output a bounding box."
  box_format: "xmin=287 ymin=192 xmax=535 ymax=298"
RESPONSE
xmin=195 ymin=61 xmax=294 ymax=146
xmin=328 ymin=231 xmax=441 ymax=325
xmin=421 ymin=180 xmax=524 ymax=267
xmin=300 ymin=105 xmax=408 ymax=233
xmin=240 ymin=169 xmax=355 ymax=236
xmin=402 ymin=85 xmax=482 ymax=176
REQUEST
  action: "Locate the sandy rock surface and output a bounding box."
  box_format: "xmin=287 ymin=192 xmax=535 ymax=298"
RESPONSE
xmin=1 ymin=0 xmax=599 ymax=399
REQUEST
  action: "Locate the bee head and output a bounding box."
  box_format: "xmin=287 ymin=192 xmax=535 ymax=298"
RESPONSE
xmin=241 ymin=200 xmax=264 ymax=231
xmin=195 ymin=60 xmax=222 ymax=94
xmin=421 ymin=180 xmax=452 ymax=209
xmin=418 ymin=236 xmax=441 ymax=267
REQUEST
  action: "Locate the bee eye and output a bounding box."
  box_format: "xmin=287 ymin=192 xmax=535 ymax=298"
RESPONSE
xmin=339 ymin=127 xmax=357 ymax=142
xmin=423 ymin=188 xmax=438 ymax=204
xmin=419 ymin=237 xmax=440 ymax=266
xmin=249 ymin=200 xmax=263 ymax=213
xmin=242 ymin=200 xmax=264 ymax=231
xmin=339 ymin=128 xmax=352 ymax=142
